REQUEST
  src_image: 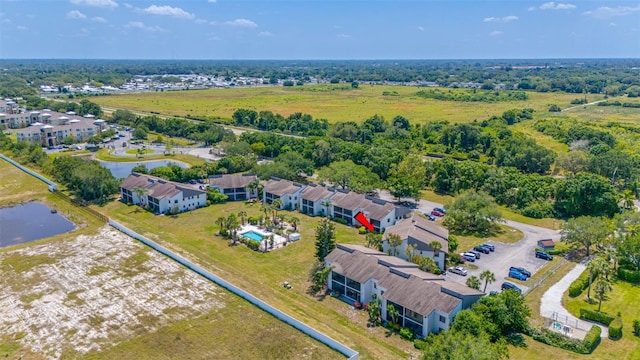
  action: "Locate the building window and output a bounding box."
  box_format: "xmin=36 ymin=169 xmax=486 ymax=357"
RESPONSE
xmin=439 ymin=315 xmax=446 ymax=323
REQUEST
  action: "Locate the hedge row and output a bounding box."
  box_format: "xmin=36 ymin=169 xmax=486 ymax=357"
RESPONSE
xmin=568 ymin=270 xmax=594 ymax=297
xmin=609 ymin=318 xmax=623 ymax=340
xmin=580 ymin=309 xmax=615 ymax=325
xmin=583 ymin=325 xmax=602 ymax=353
xmin=530 ymin=325 xmax=601 ymax=354
xmin=617 ymin=267 xmax=640 ymax=283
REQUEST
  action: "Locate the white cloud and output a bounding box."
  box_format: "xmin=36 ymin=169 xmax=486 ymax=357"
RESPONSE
xmin=222 ymin=18 xmax=257 ymax=27
xmin=16 ymin=25 xmax=27 ymax=30
xmin=142 ymin=5 xmax=195 ymax=19
xmin=92 ymin=16 xmax=107 ymax=23
xmin=489 ymin=30 xmax=503 ymax=36
xmin=125 ymin=21 xmax=164 ymax=32
xmin=583 ymin=6 xmax=640 ymax=19
xmin=609 ymin=22 xmax=617 ymax=27
xmin=67 ymin=10 xmax=87 ymax=20
xmin=70 ymin=0 xmax=118 ymax=8
xmin=539 ymin=2 xmax=576 ymax=10
xmin=195 ymin=18 xmax=207 ymax=24
xmin=417 ymin=26 xmax=424 ymax=31
xmin=208 ymin=0 xmax=217 ymax=3
xmin=483 ymin=15 xmax=518 ymax=23
xmin=123 ymin=3 xmax=132 ymax=8
xmin=528 ymin=6 xmax=536 ymax=11
xmin=337 ymin=33 xmax=351 ymax=38
xmin=258 ymin=31 xmax=273 ymax=37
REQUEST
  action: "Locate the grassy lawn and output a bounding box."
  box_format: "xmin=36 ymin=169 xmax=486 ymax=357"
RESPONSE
xmin=94 ymin=148 xmax=206 ymax=166
xmin=97 ymin=200 xmax=418 ymax=359
xmin=92 ymin=84 xmax=590 ymax=125
xmin=563 ymin=279 xmax=640 ymax=359
xmin=454 ymin=223 xmax=523 ymax=252
xmin=124 ymin=149 xmax=154 ymax=155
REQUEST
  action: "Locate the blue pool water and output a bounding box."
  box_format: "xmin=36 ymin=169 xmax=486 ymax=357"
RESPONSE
xmin=242 ymin=230 xmax=264 ymax=242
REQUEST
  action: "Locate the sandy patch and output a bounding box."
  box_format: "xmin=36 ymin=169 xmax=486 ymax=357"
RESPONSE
xmin=0 ymin=226 xmax=224 ymax=359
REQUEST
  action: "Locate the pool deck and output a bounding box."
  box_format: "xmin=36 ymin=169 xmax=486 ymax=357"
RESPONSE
xmin=239 ymin=225 xmax=290 ymax=251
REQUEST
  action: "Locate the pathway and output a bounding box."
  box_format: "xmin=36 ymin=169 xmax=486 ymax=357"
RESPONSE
xmin=539 ymin=262 xmax=609 ymax=337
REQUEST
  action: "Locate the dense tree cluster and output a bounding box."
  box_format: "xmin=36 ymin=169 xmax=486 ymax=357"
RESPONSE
xmin=232 ymin=109 xmax=329 ymax=136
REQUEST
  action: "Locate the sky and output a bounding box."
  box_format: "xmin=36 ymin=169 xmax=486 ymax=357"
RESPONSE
xmin=0 ymin=0 xmax=639 ymax=59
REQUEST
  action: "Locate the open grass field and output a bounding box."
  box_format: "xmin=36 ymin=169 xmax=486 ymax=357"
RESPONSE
xmin=94 ymin=148 xmax=206 ymax=166
xmin=96 ymin=200 xmax=421 ymax=359
xmin=91 ymin=84 xmax=599 ymax=124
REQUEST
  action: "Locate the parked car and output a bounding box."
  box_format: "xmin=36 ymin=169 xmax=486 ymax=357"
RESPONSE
xmin=469 ymin=250 xmax=481 ymax=259
xmin=433 ymin=207 xmax=447 ymax=214
xmin=501 ymin=281 xmax=522 ymax=293
xmin=425 ymin=213 xmax=437 ymax=221
xmin=448 ymin=266 xmax=468 ymax=276
xmin=431 ymin=210 xmax=445 ymax=217
xmin=462 ymin=253 xmax=476 ymax=262
xmin=510 ymin=267 xmax=532 ymax=278
xmin=509 ymin=269 xmax=528 ymax=281
xmin=536 ymin=251 xmax=553 ymax=261
xmin=480 ymin=243 xmax=495 ymax=252
xmin=474 ymin=245 xmax=491 ymax=254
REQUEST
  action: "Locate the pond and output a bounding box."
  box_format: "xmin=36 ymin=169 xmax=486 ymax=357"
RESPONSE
xmin=100 ymin=160 xmax=188 ymax=179
xmin=0 ymin=202 xmax=76 ymax=248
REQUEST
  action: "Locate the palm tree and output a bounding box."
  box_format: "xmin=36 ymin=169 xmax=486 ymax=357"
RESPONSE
xmin=480 ymin=270 xmax=496 ymax=292
xmin=271 ymin=198 xmax=284 ymax=223
xmin=215 ymin=216 xmax=226 ymax=235
xmin=247 ymin=179 xmax=262 ymax=199
xmin=419 ymin=256 xmax=437 ymax=273
xmin=386 ymin=233 xmax=403 ymax=256
xmin=132 ymin=186 xmax=148 ymax=207
xmin=594 ymin=279 xmax=613 ymax=312
xmin=238 ymin=210 xmax=247 ymax=226
xmin=365 ymin=232 xmax=383 ymax=251
xmin=586 ymin=256 xmax=610 ymax=301
xmin=466 ymin=275 xmax=481 ymax=290
xmin=386 ymin=304 xmax=400 ymax=328
xmin=603 ymin=247 xmax=619 ymax=272
xmin=621 ymin=189 xmax=636 ymax=212
xmin=404 ymin=243 xmax=419 ymax=263
xmin=429 ymin=241 xmax=442 ymax=257
xmin=322 ymin=199 xmax=332 ymax=218
xmin=289 ymin=216 xmax=300 ymax=232
xmin=260 ymin=202 xmax=271 ymax=222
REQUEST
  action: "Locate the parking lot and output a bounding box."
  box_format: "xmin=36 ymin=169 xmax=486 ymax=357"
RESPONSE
xmin=444 ymin=239 xmax=558 ymax=294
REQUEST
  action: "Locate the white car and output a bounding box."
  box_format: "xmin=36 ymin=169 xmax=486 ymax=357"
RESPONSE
xmin=448 ymin=266 xmax=468 ymax=276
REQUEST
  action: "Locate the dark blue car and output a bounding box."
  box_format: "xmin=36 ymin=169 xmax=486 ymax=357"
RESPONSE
xmin=509 ymin=269 xmax=527 ymax=281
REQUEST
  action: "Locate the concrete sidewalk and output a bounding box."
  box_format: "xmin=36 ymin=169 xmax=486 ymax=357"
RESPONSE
xmin=540 ymin=262 xmax=609 ymax=337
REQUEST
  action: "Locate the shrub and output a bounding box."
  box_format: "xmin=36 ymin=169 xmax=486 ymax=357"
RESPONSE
xmin=358 ymin=226 xmax=367 ymax=234
xmin=568 ymin=282 xmax=584 ymax=297
xmin=530 ymin=328 xmax=586 ymax=353
xmin=248 ymin=216 xmax=258 ymax=225
xmin=399 ymin=327 xmax=414 ymax=340
xmin=246 ymin=240 xmax=261 ymax=251
xmin=609 ymin=317 xmax=623 ymax=340
xmin=333 ymin=217 xmax=348 ymax=225
xmin=617 ymin=267 xmax=640 ymax=283
xmin=582 ymin=325 xmax=602 ymax=353
xmin=413 ymin=339 xmax=427 ymax=350
xmin=633 ymin=320 xmax=640 ymax=336
xmin=580 ymin=309 xmax=614 ymax=325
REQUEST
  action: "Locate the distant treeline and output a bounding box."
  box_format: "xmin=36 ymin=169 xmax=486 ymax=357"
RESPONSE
xmin=415 ymin=89 xmax=528 ymax=102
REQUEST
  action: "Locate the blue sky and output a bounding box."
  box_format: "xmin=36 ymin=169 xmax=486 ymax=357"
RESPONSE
xmin=1 ymin=0 xmax=639 ymax=59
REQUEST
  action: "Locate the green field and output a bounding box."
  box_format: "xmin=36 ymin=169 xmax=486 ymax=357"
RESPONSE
xmin=92 ymin=84 xmax=600 ymax=124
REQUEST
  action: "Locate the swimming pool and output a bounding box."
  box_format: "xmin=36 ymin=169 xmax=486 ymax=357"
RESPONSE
xmin=242 ymin=230 xmax=264 ymax=242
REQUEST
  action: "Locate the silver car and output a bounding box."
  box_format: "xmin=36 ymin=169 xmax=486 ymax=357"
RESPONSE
xmin=448 ymin=266 xmax=468 ymax=276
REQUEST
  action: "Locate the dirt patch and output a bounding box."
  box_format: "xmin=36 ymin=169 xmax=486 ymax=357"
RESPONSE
xmin=0 ymin=226 xmax=224 ymax=359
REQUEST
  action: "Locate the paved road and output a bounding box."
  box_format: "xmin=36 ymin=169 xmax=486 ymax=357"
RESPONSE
xmin=562 ymin=99 xmax=608 ymax=112
xmin=540 ymin=262 xmax=609 ymax=337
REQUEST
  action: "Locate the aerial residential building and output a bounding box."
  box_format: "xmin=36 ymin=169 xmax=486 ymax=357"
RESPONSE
xmin=120 ymin=173 xmax=207 ymax=214
xmin=325 ymin=244 xmax=483 ymax=338
xmin=382 ymin=214 xmax=449 ymax=271
xmin=14 ymin=111 xmax=107 ymax=147
xmin=208 ymin=173 xmax=258 ymax=201
xmin=262 ymin=177 xmax=305 ymax=210
xmin=299 ymin=183 xmax=337 ymax=216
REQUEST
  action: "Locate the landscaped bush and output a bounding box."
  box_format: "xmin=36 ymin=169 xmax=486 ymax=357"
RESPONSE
xmin=530 ymin=328 xmax=586 ymax=354
xmin=400 ymin=327 xmax=415 ymax=340
xmin=358 ymin=226 xmax=366 ymax=234
xmin=568 ymin=282 xmax=584 ymax=297
xmin=333 ymin=217 xmax=348 ymax=225
xmin=633 ymin=320 xmax=640 ymax=336
xmin=247 ymin=216 xmax=258 ymax=225
xmin=617 ymin=267 xmax=640 ymax=283
xmin=609 ymin=317 xmax=623 ymax=340
xmin=413 ymin=339 xmax=427 ymax=350
xmin=580 ymin=308 xmax=614 ymax=325
xmin=246 ymin=240 xmax=260 ymax=251
xmin=548 ymin=242 xmax=570 ymax=256
xmin=582 ymin=325 xmax=602 ymax=353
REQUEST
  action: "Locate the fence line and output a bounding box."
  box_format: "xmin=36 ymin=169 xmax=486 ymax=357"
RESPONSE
xmin=0 ymin=153 xmax=58 ymax=191
xmin=109 ymin=220 xmax=359 ymax=360
xmin=49 ymin=190 xmax=109 ymax=223
xmin=524 ymin=259 xmax=567 ymax=296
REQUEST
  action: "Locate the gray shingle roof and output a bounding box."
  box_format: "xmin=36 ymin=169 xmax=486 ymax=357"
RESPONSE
xmin=383 ymin=214 xmax=449 ymax=253
xmin=121 ymin=173 xmax=205 ymax=200
xmin=263 ymin=177 xmax=304 ymax=196
xmin=208 ymin=173 xmax=257 ymax=189
xmin=300 ymin=183 xmax=336 ymax=202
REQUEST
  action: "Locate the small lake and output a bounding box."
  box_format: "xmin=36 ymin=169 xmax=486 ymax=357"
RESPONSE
xmin=0 ymin=202 xmax=76 ymax=248
xmin=100 ymin=160 xmax=188 ymax=179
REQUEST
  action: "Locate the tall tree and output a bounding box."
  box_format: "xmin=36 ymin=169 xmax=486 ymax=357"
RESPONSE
xmin=466 ymin=275 xmax=481 ymax=290
xmin=388 ymin=154 xmax=426 ymax=202
xmin=315 ymin=218 xmax=336 ymax=262
xmin=561 ymin=216 xmax=611 ymax=257
xmin=443 ymin=190 xmax=503 ymax=234
xmin=365 ymin=232 xmax=383 ymax=251
xmin=319 ymin=160 xmax=380 ymax=193
xmin=594 ymin=279 xmax=613 ymax=312
xmin=386 ymin=233 xmax=403 ymax=256
xmin=480 ymin=270 xmax=496 ymax=293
